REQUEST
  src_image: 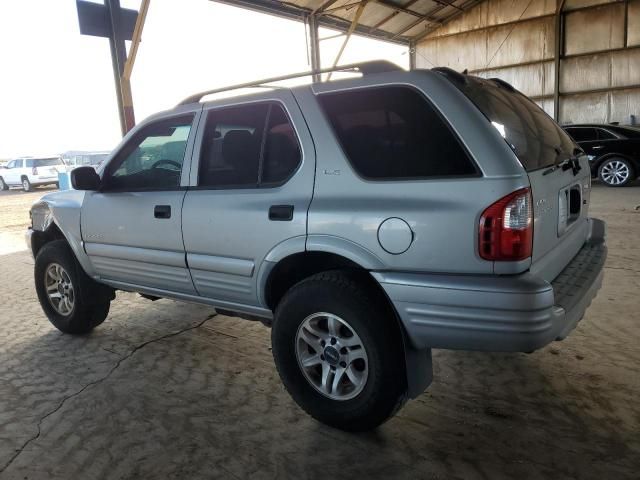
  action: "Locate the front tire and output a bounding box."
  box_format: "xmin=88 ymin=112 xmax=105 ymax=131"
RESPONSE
xmin=0 ymin=177 xmax=8 ymax=191
xmin=35 ymin=240 xmax=113 ymax=334
xmin=271 ymin=271 xmax=407 ymax=432
xmin=598 ymin=157 xmax=635 ymax=187
xmin=22 ymin=177 xmax=32 ymax=192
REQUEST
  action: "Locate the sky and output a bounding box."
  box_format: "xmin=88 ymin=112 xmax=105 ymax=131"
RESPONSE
xmin=0 ymin=0 xmax=408 ymax=159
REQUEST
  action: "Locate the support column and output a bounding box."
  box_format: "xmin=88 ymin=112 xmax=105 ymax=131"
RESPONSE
xmin=553 ymin=0 xmax=565 ymax=122
xmin=121 ymin=0 xmax=151 ymax=133
xmin=308 ymin=14 xmax=321 ymax=82
xmin=106 ymin=0 xmax=129 ymax=136
xmin=409 ymin=41 xmax=416 ymax=70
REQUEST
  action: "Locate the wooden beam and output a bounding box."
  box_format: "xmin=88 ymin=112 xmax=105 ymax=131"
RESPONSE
xmin=327 ymin=1 xmax=369 ymax=81
xmin=122 ymin=0 xmax=150 ymax=81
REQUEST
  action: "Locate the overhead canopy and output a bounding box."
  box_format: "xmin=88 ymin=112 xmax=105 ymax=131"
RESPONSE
xmin=212 ymin=0 xmax=483 ymax=44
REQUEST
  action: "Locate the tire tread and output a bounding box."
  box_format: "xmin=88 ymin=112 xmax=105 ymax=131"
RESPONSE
xmin=272 ymin=270 xmax=407 ymax=432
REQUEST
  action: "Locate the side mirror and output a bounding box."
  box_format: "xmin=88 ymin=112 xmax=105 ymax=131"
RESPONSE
xmin=71 ymin=166 xmax=101 ymax=191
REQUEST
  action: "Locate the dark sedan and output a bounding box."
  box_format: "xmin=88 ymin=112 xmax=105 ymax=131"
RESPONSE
xmin=563 ymin=124 xmax=640 ymax=187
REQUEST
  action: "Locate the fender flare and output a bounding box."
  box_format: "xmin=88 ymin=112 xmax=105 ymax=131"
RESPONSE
xmin=30 ymin=194 xmax=96 ymax=277
xmin=305 ymin=235 xmax=386 ymax=270
xmin=256 ymin=235 xmax=433 ymax=398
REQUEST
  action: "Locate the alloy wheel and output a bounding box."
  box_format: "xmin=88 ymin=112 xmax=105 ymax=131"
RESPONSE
xmin=44 ymin=263 xmax=75 ymax=316
xmin=601 ymin=160 xmax=630 ymax=185
xmin=295 ymin=312 xmax=369 ymax=401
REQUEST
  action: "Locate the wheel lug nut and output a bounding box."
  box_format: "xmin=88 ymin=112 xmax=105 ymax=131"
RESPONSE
xmin=320 ymin=340 xmax=326 ymax=347
xmin=340 ymin=361 xmax=347 ymax=368
xmin=320 ymin=354 xmax=325 ymax=361
xmin=331 ymin=338 xmax=336 ymax=345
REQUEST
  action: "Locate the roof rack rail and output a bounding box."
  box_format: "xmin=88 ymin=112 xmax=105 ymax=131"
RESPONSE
xmin=178 ymin=60 xmax=401 ymax=105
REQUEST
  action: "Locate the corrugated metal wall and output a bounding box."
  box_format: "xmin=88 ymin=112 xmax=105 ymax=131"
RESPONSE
xmin=415 ymin=0 xmax=640 ymax=125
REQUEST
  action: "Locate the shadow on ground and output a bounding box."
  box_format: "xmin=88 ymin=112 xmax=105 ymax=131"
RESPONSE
xmin=1 ymin=183 xmax=639 ymax=479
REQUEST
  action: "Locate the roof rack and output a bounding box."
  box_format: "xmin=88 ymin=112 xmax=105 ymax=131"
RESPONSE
xmin=178 ymin=60 xmax=401 ymax=105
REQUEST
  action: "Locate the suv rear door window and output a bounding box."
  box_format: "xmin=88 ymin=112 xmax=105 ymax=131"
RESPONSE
xmin=318 ymin=86 xmax=476 ymax=180
xmin=451 ymin=76 xmax=577 ymax=171
xmin=565 ymin=127 xmax=597 ymax=142
xmin=261 ymin=105 xmax=301 ymax=185
xmin=198 ymin=102 xmax=301 ymax=188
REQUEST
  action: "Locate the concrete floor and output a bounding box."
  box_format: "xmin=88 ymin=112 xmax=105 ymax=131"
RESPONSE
xmin=0 ymin=184 xmax=638 ymax=480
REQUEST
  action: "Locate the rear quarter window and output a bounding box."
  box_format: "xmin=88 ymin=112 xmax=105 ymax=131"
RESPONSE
xmin=565 ymin=127 xmax=597 ymax=142
xmin=34 ymin=158 xmax=63 ymax=167
xmin=318 ymin=86 xmax=477 ymax=180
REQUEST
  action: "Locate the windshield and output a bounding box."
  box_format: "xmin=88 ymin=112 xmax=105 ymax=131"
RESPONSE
xmin=452 ymin=76 xmax=577 ymax=171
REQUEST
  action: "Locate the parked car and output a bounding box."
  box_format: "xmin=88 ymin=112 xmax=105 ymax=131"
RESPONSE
xmin=26 ymin=62 xmax=606 ymax=432
xmin=563 ymin=124 xmax=640 ymax=187
xmin=64 ymin=152 xmax=110 ymax=171
xmin=0 ymin=156 xmax=65 ymax=191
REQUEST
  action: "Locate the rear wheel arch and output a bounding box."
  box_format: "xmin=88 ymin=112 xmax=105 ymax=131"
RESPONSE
xmin=263 ymin=251 xmax=364 ymax=311
xmin=263 ymin=252 xmax=434 ymax=401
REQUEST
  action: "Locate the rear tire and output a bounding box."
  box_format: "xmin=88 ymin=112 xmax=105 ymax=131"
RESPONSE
xmin=598 ymin=157 xmax=635 ymax=187
xmin=35 ymin=240 xmax=113 ymax=334
xmin=0 ymin=177 xmax=7 ymax=191
xmin=22 ymin=177 xmax=32 ymax=192
xmin=271 ymin=271 xmax=407 ymax=432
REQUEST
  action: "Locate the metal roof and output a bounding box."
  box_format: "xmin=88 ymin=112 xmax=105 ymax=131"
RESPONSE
xmin=212 ymin=0 xmax=484 ymax=44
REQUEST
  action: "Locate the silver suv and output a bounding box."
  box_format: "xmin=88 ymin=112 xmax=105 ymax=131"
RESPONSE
xmin=27 ymin=62 xmax=607 ymax=431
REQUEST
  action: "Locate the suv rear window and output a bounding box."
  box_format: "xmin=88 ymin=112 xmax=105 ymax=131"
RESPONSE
xmin=318 ymin=86 xmax=476 ymax=180
xmin=451 ymin=76 xmax=576 ymax=172
xmin=198 ymin=102 xmax=301 ymax=188
xmin=34 ymin=158 xmax=63 ymax=167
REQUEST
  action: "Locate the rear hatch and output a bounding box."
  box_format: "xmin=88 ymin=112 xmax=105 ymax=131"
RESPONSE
xmin=35 ymin=158 xmax=64 ymax=176
xmin=446 ymin=74 xmax=591 ymax=281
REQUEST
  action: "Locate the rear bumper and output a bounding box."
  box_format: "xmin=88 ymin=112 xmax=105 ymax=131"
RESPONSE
xmin=32 ymin=177 xmax=58 ymax=185
xmin=372 ymin=218 xmax=607 ymax=353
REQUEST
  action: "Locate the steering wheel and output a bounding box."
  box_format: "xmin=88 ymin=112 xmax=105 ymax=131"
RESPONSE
xmin=151 ymin=159 xmax=181 ymax=171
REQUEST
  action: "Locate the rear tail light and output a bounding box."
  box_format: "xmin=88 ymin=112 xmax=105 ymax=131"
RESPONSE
xmin=32 ymin=167 xmax=38 ymax=175
xmin=479 ymin=188 xmax=533 ymax=261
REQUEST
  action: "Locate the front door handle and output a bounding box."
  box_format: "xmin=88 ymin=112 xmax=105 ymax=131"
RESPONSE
xmin=592 ymin=145 xmax=605 ymax=150
xmin=269 ymin=205 xmax=294 ymax=221
xmin=154 ymin=205 xmax=171 ymax=219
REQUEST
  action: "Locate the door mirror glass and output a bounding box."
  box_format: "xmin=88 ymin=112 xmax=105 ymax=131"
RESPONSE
xmin=71 ymin=166 xmax=101 ymax=190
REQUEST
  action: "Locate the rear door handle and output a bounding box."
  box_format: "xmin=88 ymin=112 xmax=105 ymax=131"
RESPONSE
xmin=154 ymin=205 xmax=171 ymax=219
xmin=269 ymin=205 xmax=294 ymax=221
xmin=592 ymin=145 xmax=605 ymax=150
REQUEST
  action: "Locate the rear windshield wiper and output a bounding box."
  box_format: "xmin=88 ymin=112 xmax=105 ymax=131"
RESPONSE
xmin=543 ymin=148 xmax=583 ymax=176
